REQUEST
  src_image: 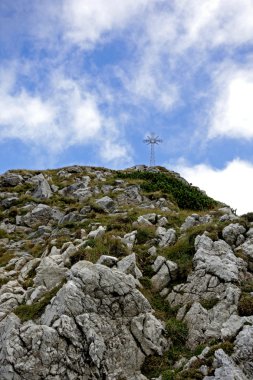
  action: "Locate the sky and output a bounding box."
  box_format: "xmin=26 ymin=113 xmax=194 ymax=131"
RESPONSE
xmin=1 ymin=1 xmax=253 ymax=214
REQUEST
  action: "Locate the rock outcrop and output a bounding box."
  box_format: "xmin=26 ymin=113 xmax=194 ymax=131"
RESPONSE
xmin=0 ymin=165 xmax=253 ymax=379
xmin=0 ymin=261 xmax=167 ymax=380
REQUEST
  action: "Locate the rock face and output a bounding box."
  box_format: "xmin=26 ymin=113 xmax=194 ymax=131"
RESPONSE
xmin=1 ymin=165 xmax=253 ymax=379
xmin=167 ymin=234 xmax=247 ymax=348
xmin=32 ymin=174 xmax=53 ymax=199
xmin=0 ymin=261 xmax=167 ymax=380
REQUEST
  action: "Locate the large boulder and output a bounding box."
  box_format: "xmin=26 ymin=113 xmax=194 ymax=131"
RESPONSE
xmin=0 ymin=262 xmax=167 ymax=380
xmin=180 ymin=214 xmax=212 ymax=232
xmin=151 ymin=256 xmax=178 ymax=292
xmin=95 ymin=196 xmax=116 ymax=213
xmin=59 ymin=176 xmax=91 ymax=200
xmin=34 ymin=257 xmax=68 ymax=290
xmin=22 ymin=204 xmax=64 ymax=227
xmin=166 ymin=235 xmax=247 ymax=348
xmin=232 ymin=325 xmax=253 ymax=378
xmin=222 ymin=223 xmax=246 ymax=247
xmin=203 ymin=349 xmax=248 ymax=380
xmin=32 ymin=174 xmax=52 ymax=199
xmin=156 ymin=227 xmax=176 ymax=248
xmin=0 ymin=172 xmax=23 ymax=187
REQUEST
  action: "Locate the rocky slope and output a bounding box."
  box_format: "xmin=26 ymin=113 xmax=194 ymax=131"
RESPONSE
xmin=0 ymin=165 xmax=253 ymax=379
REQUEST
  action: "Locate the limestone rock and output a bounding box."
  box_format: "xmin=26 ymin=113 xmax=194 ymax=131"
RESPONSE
xmin=32 ymin=174 xmax=52 ymax=199
xmin=59 ymin=176 xmax=91 ymax=200
xmin=232 ymin=325 xmax=253 ymax=378
xmin=156 ymin=227 xmax=176 ymax=247
xmin=203 ymin=349 xmax=248 ymax=380
xmin=180 ymin=214 xmax=212 ymax=232
xmin=117 ymin=253 xmax=142 ymax=279
xmin=88 ymin=225 xmax=106 ymax=239
xmin=0 ymin=172 xmax=23 ymax=187
xmin=34 ymin=257 xmax=68 ymax=290
xmin=22 ymin=204 xmax=64 ymax=227
xmin=122 ymin=230 xmax=137 ymax=249
xmin=148 ymin=246 xmax=157 ymax=257
xmin=219 ymin=207 xmax=238 ymax=222
xmin=61 ymin=243 xmax=78 ymax=265
xmin=157 ymin=216 xmax=168 ymax=227
xmin=130 ymin=313 xmax=167 ymax=355
xmin=97 ymin=255 xmax=118 ymax=267
xmin=0 ymin=280 xmax=26 ymax=319
xmin=166 ymin=234 xmax=247 ymax=347
xmin=95 ymin=196 xmax=116 ymax=213
xmin=0 ymin=262 xmax=167 ymax=380
xmin=222 ymin=223 xmax=246 ymax=247
xmin=1 ymin=196 xmax=19 ymax=208
xmin=117 ymin=185 xmax=142 ymax=205
xmin=221 ymin=314 xmax=253 ymax=341
xmin=151 ymin=257 xmax=178 ymax=292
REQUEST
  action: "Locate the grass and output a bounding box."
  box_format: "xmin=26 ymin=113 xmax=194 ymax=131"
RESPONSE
xmin=238 ymin=293 xmax=253 ymax=316
xmin=200 ymin=297 xmax=219 ymax=310
xmin=14 ymin=283 xmax=64 ymax=321
xmin=166 ymin=318 xmax=188 ymax=346
xmin=0 ymin=278 xmax=9 ymax=286
xmin=69 ymin=234 xmax=129 ymax=266
xmin=136 ymin=225 xmax=156 ymax=244
xmin=0 ymin=251 xmax=14 ymax=267
xmin=205 ymin=341 xmax=234 ymax=358
xmin=0 ymin=230 xmax=9 ymax=239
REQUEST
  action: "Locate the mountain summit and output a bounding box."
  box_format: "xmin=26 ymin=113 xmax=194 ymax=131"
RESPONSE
xmin=0 ymin=165 xmax=252 ymax=379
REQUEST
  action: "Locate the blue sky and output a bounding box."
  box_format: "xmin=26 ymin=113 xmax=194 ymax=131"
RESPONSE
xmin=1 ymin=0 xmax=253 ymax=214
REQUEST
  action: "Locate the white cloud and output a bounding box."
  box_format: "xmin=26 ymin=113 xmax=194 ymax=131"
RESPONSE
xmin=118 ymin=0 xmax=253 ymax=112
xmin=0 ymin=90 xmax=58 ymax=143
xmin=62 ymin=0 xmax=153 ymax=47
xmin=208 ymin=68 xmax=253 ymax=139
xmin=175 ymin=159 xmax=253 ymax=215
xmin=0 ymin=69 xmax=131 ymax=164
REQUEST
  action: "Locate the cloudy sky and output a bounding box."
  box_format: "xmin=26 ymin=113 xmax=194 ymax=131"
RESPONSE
xmin=1 ymin=1 xmax=253 ymax=214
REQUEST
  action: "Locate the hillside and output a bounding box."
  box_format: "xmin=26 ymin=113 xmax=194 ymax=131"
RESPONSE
xmin=0 ymin=165 xmax=252 ymax=379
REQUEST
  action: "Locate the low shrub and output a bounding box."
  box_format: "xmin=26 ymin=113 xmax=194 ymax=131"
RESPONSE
xmin=205 ymin=341 xmax=234 ymax=358
xmin=238 ymin=293 xmax=253 ymax=316
xmin=0 ymin=252 xmax=13 ymax=267
xmin=136 ymin=226 xmax=156 ymax=244
xmin=116 ymin=171 xmax=218 ymax=210
xmin=200 ymin=297 xmax=219 ymax=310
xmin=166 ymin=318 xmax=188 ymax=346
xmin=0 ymin=230 xmax=9 ymax=239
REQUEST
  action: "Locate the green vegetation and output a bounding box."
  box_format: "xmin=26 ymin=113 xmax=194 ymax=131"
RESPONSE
xmin=0 ymin=251 xmax=14 ymax=267
xmin=136 ymin=225 xmax=156 ymax=244
xmin=200 ymin=297 xmax=219 ymax=310
xmin=14 ymin=283 xmax=63 ymax=321
xmin=238 ymin=293 xmax=253 ymax=316
xmin=117 ymin=170 xmax=218 ymax=210
xmin=69 ymin=234 xmax=129 ymax=266
xmin=205 ymin=341 xmax=234 ymax=358
xmin=166 ymin=318 xmax=188 ymax=346
xmin=0 ymin=230 xmax=9 ymax=239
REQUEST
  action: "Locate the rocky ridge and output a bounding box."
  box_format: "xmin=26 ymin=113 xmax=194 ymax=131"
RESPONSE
xmin=0 ymin=165 xmax=252 ymax=379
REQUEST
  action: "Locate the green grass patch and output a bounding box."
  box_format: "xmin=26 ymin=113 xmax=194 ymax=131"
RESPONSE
xmin=238 ymin=293 xmax=253 ymax=316
xmin=200 ymin=297 xmax=219 ymax=310
xmin=166 ymin=318 xmax=188 ymax=346
xmin=136 ymin=225 xmax=156 ymax=244
xmin=205 ymin=341 xmax=234 ymax=358
xmin=0 ymin=251 xmax=14 ymax=267
xmin=14 ymin=283 xmax=63 ymax=321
